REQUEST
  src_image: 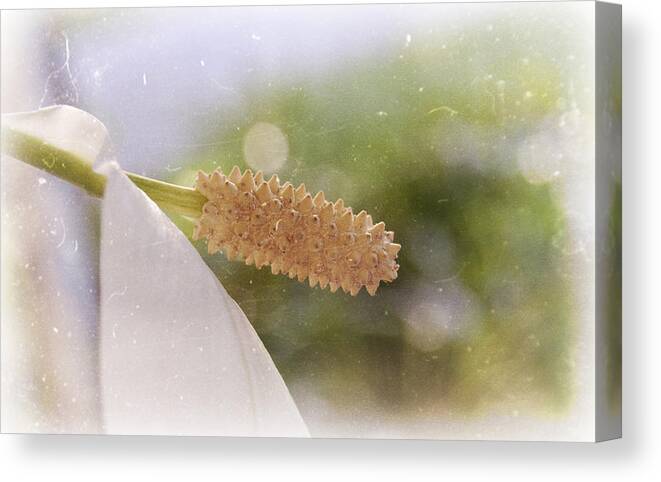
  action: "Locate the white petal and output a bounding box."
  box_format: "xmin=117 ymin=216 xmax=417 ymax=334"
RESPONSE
xmin=3 ymin=105 xmax=109 ymax=164
xmin=1 ymin=106 xmax=108 ymax=433
xmin=99 ymin=166 xmax=308 ymax=437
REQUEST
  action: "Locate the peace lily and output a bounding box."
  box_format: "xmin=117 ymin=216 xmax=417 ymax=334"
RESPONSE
xmin=1 ymin=106 xmax=308 ymax=436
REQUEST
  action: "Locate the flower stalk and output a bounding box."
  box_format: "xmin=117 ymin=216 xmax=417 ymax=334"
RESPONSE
xmin=1 ymin=125 xmax=206 ymax=218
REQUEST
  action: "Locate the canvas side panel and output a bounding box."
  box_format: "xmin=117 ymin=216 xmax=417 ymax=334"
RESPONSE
xmin=595 ymin=1 xmax=622 ymax=442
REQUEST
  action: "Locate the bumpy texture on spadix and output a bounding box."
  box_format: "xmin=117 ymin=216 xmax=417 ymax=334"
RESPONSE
xmin=193 ymin=166 xmax=400 ymax=296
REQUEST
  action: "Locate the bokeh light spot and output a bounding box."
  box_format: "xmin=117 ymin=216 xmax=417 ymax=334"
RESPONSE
xmin=243 ymin=122 xmax=289 ymax=173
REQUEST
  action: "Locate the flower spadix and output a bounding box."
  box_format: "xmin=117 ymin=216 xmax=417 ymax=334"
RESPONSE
xmin=193 ymin=166 xmax=401 ymax=296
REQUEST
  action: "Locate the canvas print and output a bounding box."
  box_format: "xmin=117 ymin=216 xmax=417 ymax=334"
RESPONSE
xmin=1 ymin=1 xmax=621 ymax=441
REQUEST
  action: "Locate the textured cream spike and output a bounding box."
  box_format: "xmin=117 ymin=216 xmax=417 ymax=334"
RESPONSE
xmin=238 ymin=169 xmax=255 ymax=192
xmin=297 ymin=266 xmax=308 ymax=282
xmin=340 ymin=277 xmax=352 ymax=293
xmin=386 ymin=243 xmax=401 ymax=257
xmin=253 ymin=251 xmax=265 ymax=267
xmin=194 ymin=166 xmax=400 ymax=296
xmin=313 ymin=191 xmax=326 ymax=207
xmin=228 ymin=165 xmax=242 ymax=184
xmin=203 ymin=203 xmax=219 ymax=216
xmin=255 ymin=182 xmax=273 ymax=203
xmin=224 ymin=245 xmax=237 ymax=261
xmin=356 ymin=233 xmax=371 ymax=245
xmin=354 ymin=210 xmax=368 ymax=231
xmin=210 ymin=171 xmax=224 ymax=189
xmin=208 ymin=238 xmax=221 ymax=254
xmin=320 ymin=202 xmax=334 ymax=222
xmin=196 ymin=171 xmax=210 ymax=195
xmin=268 ymin=174 xmax=280 ymax=193
xmin=319 ymin=275 xmax=330 ymax=289
xmin=280 ymin=183 xmax=294 ymax=204
xmin=365 ymin=214 xmax=373 ymax=229
xmin=197 ymin=170 xmax=210 ymax=183
xmin=238 ymin=244 xmax=252 ymax=258
xmin=308 ymin=215 xmax=321 ymax=231
xmin=347 ymin=251 xmax=362 ymax=267
xmin=271 ymin=261 xmax=281 ymax=275
xmin=330 ymin=265 xmax=341 ymax=281
xmin=369 ymin=222 xmax=385 ymax=237
xmin=337 ymin=211 xmax=353 ymax=231
xmin=295 ymin=184 xmax=307 ymax=202
xmin=221 ymin=179 xmax=238 ymax=196
xmin=368 ymin=252 xmax=379 ymax=268
xmin=280 ymin=258 xmax=293 ymax=273
xmin=298 ymin=194 xmax=313 ymax=213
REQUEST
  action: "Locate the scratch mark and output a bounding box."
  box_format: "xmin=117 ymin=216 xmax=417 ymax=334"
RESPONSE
xmin=106 ymin=285 xmax=128 ymax=304
xmin=427 ymin=105 xmax=459 ymax=117
xmin=209 ymin=77 xmax=239 ymax=95
xmin=39 ymin=31 xmax=79 ymax=107
xmin=56 ymin=217 xmax=66 ymax=248
xmin=434 ymin=263 xmax=468 ymax=284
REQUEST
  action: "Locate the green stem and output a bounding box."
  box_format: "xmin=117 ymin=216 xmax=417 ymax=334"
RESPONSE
xmin=1 ymin=126 xmax=206 ymax=218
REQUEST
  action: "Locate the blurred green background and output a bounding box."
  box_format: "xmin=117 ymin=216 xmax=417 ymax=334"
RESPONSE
xmin=165 ymin=12 xmax=592 ymax=433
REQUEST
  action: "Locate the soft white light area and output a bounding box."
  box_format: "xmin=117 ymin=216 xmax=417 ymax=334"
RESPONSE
xmin=402 ymin=282 xmax=480 ymax=352
xmin=243 ymin=121 xmax=289 ymax=173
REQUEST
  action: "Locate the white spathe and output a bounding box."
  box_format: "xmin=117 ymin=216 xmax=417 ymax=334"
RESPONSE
xmin=3 ymin=105 xmax=109 ymax=163
xmin=2 ymin=105 xmax=110 ymax=433
xmin=99 ymin=165 xmax=309 ymax=437
xmin=3 ymin=105 xmax=308 ymax=437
